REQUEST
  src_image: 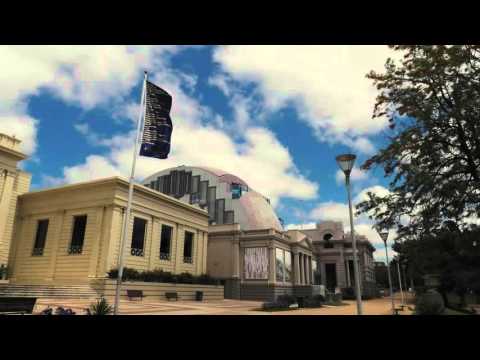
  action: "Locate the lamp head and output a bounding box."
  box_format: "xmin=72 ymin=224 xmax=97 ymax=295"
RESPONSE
xmin=374 ymin=224 xmax=389 ymax=244
xmin=336 ymin=154 xmax=356 ymax=176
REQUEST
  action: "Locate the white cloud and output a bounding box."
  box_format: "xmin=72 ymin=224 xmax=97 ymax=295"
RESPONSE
xmin=0 ymin=45 xmax=182 ymax=157
xmin=208 ymin=73 xmax=232 ymax=97
xmin=213 ymin=45 xmax=399 ymax=154
xmin=56 ymin=122 xmax=318 ymax=207
xmin=285 ymin=222 xmax=317 ymax=230
xmin=42 ymin=53 xmax=319 ymax=207
xmin=4 ymin=45 xmax=318 ymax=209
xmin=301 ymin=185 xmax=394 ymax=249
xmin=0 ymin=114 xmax=38 ymax=155
xmin=310 ymin=201 xmax=350 ymax=224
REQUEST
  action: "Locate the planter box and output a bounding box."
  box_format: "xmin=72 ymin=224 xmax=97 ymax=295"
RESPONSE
xmin=93 ymin=280 xmax=224 ymax=301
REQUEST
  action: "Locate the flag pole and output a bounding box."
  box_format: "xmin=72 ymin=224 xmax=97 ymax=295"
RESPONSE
xmin=113 ymin=71 xmax=148 ymax=315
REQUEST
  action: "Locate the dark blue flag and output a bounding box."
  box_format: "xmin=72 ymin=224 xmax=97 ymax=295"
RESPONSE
xmin=139 ymin=80 xmax=173 ymax=159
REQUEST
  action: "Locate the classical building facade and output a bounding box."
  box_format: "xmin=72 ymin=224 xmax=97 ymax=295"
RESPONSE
xmin=143 ymin=166 xmax=316 ymax=301
xmin=0 ymin=135 xmax=210 ymax=287
xmin=0 ymin=134 xmax=31 ymax=273
xmin=8 ymin=177 xmax=209 ymax=285
xmin=300 ymin=221 xmax=377 ymax=298
xmin=208 ymin=224 xmax=314 ymax=301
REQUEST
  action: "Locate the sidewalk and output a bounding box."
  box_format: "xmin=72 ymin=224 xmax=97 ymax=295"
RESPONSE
xmin=33 ymin=292 xmax=414 ymax=315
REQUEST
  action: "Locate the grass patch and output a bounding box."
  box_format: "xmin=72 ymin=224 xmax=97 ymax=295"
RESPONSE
xmin=443 ymin=307 xmax=476 ymax=315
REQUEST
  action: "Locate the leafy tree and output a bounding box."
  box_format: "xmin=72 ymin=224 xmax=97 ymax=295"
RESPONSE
xmin=394 ymin=224 xmax=480 ymax=307
xmin=357 ymin=45 xmax=480 ymax=238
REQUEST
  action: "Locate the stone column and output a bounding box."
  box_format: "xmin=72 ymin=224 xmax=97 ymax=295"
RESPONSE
xmin=298 ymin=253 xmax=305 ymax=284
xmin=47 ymin=210 xmax=65 ymax=281
xmin=268 ymin=245 xmax=276 ymax=284
xmin=292 ymin=250 xmax=300 ymax=285
xmin=339 ymin=246 xmax=345 ymax=288
xmin=88 ymin=206 xmax=106 ymax=278
xmin=232 ymin=236 xmax=240 ymax=279
xmin=303 ymin=255 xmax=308 ymax=285
xmin=174 ymin=223 xmax=183 ymax=274
xmin=0 ymin=171 xmax=15 ymax=265
xmin=202 ymin=231 xmax=208 ymax=274
xmin=345 ymin=257 xmax=351 ymax=287
xmin=320 ymin=261 xmax=326 ymax=286
xmin=309 ymin=256 xmax=315 ymax=285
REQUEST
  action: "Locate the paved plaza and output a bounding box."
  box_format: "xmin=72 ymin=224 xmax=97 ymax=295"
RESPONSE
xmin=33 ymin=293 xmax=414 ymax=315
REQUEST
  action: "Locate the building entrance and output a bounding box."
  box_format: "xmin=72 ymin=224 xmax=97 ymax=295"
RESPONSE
xmin=325 ymin=263 xmax=337 ymax=291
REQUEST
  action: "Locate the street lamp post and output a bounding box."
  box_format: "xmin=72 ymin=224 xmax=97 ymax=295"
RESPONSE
xmin=395 ymin=255 xmax=405 ymax=307
xmin=336 ymin=154 xmax=363 ymax=315
xmin=376 ymin=226 xmax=395 ymax=315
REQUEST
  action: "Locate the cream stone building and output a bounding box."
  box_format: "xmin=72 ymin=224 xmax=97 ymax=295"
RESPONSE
xmin=300 ymin=221 xmax=377 ymax=298
xmin=9 ymin=177 xmax=209 ymax=285
xmin=0 ymin=134 xmax=31 ymax=274
xmin=0 ymin=133 xmax=210 ymax=289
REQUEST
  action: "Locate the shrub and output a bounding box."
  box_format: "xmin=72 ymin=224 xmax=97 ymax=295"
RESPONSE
xmin=176 ymin=272 xmax=194 ymax=284
xmin=415 ymin=290 xmax=445 ymax=315
xmin=108 ymin=267 xmax=141 ymax=281
xmin=39 ymin=306 xmax=76 ymax=315
xmin=40 ymin=307 xmax=53 ymax=315
xmin=54 ymin=307 xmax=76 ymax=315
xmin=107 ymin=268 xmax=220 ymax=285
xmin=195 ymin=274 xmax=217 ymax=285
xmin=87 ymin=297 xmax=113 ymax=315
xmin=277 ymin=294 xmax=297 ymax=306
xmin=304 ymin=296 xmax=323 ymax=308
xmin=262 ymin=301 xmax=290 ymax=311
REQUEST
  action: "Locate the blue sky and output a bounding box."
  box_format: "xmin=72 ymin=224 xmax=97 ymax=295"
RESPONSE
xmin=0 ymin=45 xmax=401 ymax=260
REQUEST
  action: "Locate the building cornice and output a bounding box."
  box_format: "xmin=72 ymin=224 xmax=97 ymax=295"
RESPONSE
xmin=0 ymin=144 xmax=27 ymax=162
xmin=19 ymin=176 xmax=209 ymax=218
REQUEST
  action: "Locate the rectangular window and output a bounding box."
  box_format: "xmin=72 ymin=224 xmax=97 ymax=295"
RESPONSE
xmin=215 ymin=199 xmax=225 ymax=224
xmin=163 ymin=175 xmax=171 ymax=194
xmin=231 ymin=183 xmax=242 ymax=199
xmin=324 ymin=242 xmax=334 ymax=249
xmin=158 ymin=176 xmax=164 ymax=193
xmin=199 ymin=181 xmax=208 ymax=205
xmin=183 ymin=231 xmax=194 ymax=263
xmin=160 ymin=225 xmax=173 ymax=260
xmin=131 ymin=217 xmax=147 ymax=256
xmin=191 ymin=175 xmax=200 ymax=194
xmin=224 ymin=211 xmax=234 ymax=224
xmin=207 ymin=186 xmax=216 ymax=221
xmin=32 ymin=219 xmax=49 ymax=256
xmin=69 ymin=215 xmax=87 ymax=254
xmin=171 ymin=171 xmax=179 ymax=196
xmin=185 ymin=172 xmax=192 ymax=194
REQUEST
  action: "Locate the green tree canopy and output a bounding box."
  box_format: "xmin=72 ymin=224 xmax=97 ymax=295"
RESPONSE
xmin=357 ymin=45 xmax=480 ymax=239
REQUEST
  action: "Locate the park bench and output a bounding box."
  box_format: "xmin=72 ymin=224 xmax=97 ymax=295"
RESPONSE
xmin=165 ymin=292 xmax=178 ymax=301
xmin=126 ymin=290 xmax=144 ymax=301
xmin=0 ymin=297 xmax=37 ymax=315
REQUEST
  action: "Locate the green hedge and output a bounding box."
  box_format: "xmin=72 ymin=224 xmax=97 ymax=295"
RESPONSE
xmin=107 ymin=268 xmax=220 ymax=285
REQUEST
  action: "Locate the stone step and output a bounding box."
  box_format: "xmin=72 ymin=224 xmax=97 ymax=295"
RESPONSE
xmin=0 ymin=284 xmax=99 ymax=298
